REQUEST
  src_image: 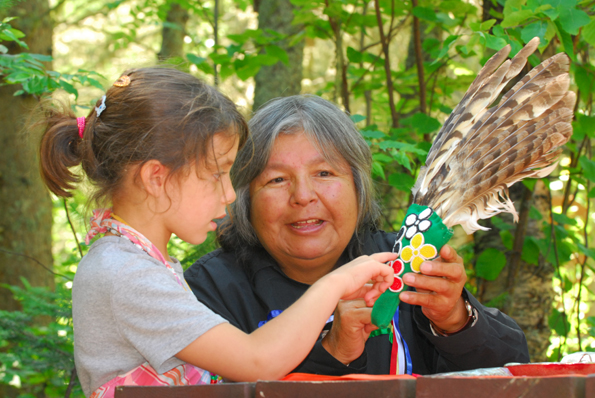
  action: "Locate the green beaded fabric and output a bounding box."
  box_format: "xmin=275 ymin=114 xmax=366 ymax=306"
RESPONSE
xmin=371 ymin=204 xmax=454 ymax=328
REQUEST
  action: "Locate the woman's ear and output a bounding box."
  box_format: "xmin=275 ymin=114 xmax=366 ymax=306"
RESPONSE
xmin=138 ymin=160 xmax=170 ymax=198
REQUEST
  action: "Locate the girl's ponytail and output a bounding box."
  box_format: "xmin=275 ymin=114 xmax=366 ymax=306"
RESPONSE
xmin=38 ymin=67 xmax=248 ymax=206
xmin=39 ymin=102 xmax=85 ymax=197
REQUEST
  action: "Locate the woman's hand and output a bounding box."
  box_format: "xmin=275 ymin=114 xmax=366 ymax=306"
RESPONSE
xmin=399 ymin=244 xmax=468 ymax=333
xmin=322 ymin=296 xmax=378 ymax=365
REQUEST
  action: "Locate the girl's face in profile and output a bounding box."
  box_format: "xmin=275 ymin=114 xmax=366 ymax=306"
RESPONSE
xmin=163 ymin=132 xmax=239 ymax=245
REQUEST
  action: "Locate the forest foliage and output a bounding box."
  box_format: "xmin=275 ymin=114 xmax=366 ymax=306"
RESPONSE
xmin=1 ymin=0 xmax=595 ymax=396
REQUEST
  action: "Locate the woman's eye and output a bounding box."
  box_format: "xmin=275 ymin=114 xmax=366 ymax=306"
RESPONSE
xmin=268 ymin=177 xmax=284 ymax=184
xmin=319 ymin=170 xmax=332 ymax=177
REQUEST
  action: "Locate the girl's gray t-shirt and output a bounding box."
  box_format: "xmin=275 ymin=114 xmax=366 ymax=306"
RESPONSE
xmin=72 ymin=236 xmax=227 ymax=397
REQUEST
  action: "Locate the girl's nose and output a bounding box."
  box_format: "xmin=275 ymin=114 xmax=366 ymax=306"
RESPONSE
xmin=222 ymin=176 xmax=236 ymax=204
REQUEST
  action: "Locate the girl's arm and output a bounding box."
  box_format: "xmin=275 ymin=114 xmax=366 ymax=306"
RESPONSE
xmin=176 ymin=252 xmax=396 ymax=381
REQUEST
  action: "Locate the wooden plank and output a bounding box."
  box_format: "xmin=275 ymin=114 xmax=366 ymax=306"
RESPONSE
xmin=255 ymin=379 xmax=416 ymax=398
xmin=114 ymin=383 xmax=255 ymax=398
xmin=585 ymin=375 xmax=595 ymax=398
xmin=416 ymin=376 xmax=586 ymax=398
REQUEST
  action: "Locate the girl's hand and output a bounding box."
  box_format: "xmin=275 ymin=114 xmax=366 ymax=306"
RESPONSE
xmin=328 ymin=252 xmax=397 ymax=305
xmin=399 ymin=244 xmax=468 ymax=332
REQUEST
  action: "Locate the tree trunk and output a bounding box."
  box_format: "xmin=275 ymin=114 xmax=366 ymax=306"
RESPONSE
xmin=474 ymin=182 xmax=554 ymax=361
xmin=158 ymin=2 xmax=189 ymax=61
xmin=252 ymin=0 xmax=304 ymax=112
xmin=0 ymin=1 xmax=54 ymax=396
xmin=0 ymin=0 xmax=54 ymax=311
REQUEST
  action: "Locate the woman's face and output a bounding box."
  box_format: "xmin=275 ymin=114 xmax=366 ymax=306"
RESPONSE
xmin=249 ymin=132 xmax=358 ymax=284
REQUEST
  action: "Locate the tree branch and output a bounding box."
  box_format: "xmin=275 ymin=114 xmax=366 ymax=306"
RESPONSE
xmin=411 ymin=0 xmax=426 ymax=117
xmin=374 ymin=0 xmax=398 ymax=128
xmin=0 ymin=249 xmax=71 ymax=280
xmin=504 ymin=185 xmax=533 ymax=314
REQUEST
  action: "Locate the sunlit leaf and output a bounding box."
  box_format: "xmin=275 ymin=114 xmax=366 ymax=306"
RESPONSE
xmin=388 ymin=172 xmax=415 ymax=193
xmin=558 ymin=7 xmax=590 ymax=35
xmin=476 ymin=248 xmax=507 ymax=281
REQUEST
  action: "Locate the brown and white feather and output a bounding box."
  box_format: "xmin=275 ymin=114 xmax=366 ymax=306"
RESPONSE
xmin=410 ymin=37 xmax=575 ymax=234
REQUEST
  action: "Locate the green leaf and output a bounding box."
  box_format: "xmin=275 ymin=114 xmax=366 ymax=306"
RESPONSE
xmin=393 ymin=151 xmax=412 ymax=171
xmin=529 ymin=205 xmax=543 ymax=220
xmin=579 ymin=156 xmax=595 ymax=183
xmin=412 ymin=6 xmax=438 ymax=22
xmin=253 ymin=54 xmax=279 ymax=66
xmin=554 ymin=20 xmax=576 ymax=61
xmin=350 ymin=114 xmax=366 ymax=124
xmin=577 ymin=243 xmax=595 ymax=261
xmin=501 ymin=10 xmax=533 ymax=27
xmin=372 ymin=161 xmax=386 ymax=180
xmin=583 ymin=19 xmax=595 ymax=47
xmin=361 ymin=129 xmax=386 ymax=139
xmin=388 ymin=172 xmax=415 ymax=193
xmin=500 ymin=230 xmax=514 ymax=250
xmin=574 ymin=114 xmax=595 ymax=139
xmin=521 ymin=21 xmax=547 ymax=45
xmin=549 ymin=308 xmax=568 ymax=336
xmin=401 ymin=112 xmax=441 ymax=135
xmin=265 ymin=45 xmax=289 ymax=65
xmin=558 ymin=7 xmax=590 ymax=35
xmin=377 ymin=141 xmax=427 ymax=156
xmin=521 ymin=237 xmax=541 ymax=265
xmin=186 ymin=53 xmax=207 ymax=65
xmin=372 ymin=153 xmax=393 ymax=163
xmin=59 ymin=80 xmax=78 ymax=98
xmin=589 ymin=187 xmax=595 ymax=198
xmin=476 ymin=248 xmax=507 ymax=281
xmin=235 ymin=63 xmax=260 ymax=81
xmin=484 ymin=34 xmax=508 ymax=50
xmin=432 ymin=35 xmax=459 ymax=62
xmin=523 ymin=178 xmax=537 ymax=191
xmin=552 ymin=212 xmax=577 ymax=226
xmin=492 ymin=216 xmax=515 ymax=230
xmin=481 ymin=19 xmax=497 ymax=31
xmin=87 ymin=78 xmax=104 ymax=90
xmin=346 ymin=46 xmax=363 ymax=63
xmin=0 ymin=44 xmax=6 ymax=53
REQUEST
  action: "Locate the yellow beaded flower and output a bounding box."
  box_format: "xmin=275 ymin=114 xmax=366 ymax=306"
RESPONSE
xmin=400 ymin=232 xmax=437 ymax=272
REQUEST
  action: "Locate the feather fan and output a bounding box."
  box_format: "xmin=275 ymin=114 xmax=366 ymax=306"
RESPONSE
xmin=371 ymin=37 xmax=575 ymax=330
xmin=412 ymin=37 xmax=575 ymax=233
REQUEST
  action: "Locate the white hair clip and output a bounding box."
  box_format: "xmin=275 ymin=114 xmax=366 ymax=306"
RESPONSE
xmin=96 ymin=95 xmax=107 ymax=118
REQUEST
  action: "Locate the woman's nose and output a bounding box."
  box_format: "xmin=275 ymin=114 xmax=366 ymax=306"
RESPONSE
xmin=291 ymin=178 xmax=316 ymax=206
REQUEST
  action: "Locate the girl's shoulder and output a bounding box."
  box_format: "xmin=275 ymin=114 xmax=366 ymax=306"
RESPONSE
xmin=77 ymin=236 xmax=163 ymax=278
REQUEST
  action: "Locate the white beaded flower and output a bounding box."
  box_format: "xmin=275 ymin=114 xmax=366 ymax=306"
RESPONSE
xmin=404 ymin=207 xmax=433 ymax=240
xmin=392 ymin=226 xmax=406 ymax=256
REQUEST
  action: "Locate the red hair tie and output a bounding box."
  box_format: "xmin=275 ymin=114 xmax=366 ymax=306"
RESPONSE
xmin=77 ymin=117 xmax=86 ymax=139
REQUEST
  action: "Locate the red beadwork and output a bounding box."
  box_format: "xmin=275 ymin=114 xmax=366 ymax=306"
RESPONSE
xmin=391 ymin=259 xmax=404 ymax=275
xmin=389 ymin=277 xmax=403 ymax=292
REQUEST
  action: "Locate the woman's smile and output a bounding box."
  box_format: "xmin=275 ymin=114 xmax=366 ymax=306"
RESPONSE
xmin=290 ymin=218 xmax=324 ymax=230
xmin=249 ymin=132 xmax=358 ymax=283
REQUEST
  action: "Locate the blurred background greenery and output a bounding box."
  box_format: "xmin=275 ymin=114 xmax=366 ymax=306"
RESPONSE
xmin=1 ymin=0 xmax=594 ymax=396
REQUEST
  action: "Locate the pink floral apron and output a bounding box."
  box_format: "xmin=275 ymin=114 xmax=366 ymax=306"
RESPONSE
xmin=84 ymin=208 xmax=219 ymax=398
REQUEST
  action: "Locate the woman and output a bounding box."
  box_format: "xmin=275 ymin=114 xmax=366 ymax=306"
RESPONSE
xmin=185 ymin=95 xmax=529 ymax=375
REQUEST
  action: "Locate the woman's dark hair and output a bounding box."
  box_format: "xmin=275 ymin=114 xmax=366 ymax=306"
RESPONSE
xmin=39 ymin=67 xmax=248 ymax=205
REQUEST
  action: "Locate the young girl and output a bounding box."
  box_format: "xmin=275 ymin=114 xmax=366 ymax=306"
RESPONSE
xmin=38 ymin=67 xmax=396 ymax=398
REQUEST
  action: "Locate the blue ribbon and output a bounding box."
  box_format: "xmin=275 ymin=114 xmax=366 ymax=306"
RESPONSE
xmin=393 ymin=307 xmax=412 ymax=374
xmin=258 ymin=310 xmax=334 ymax=328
